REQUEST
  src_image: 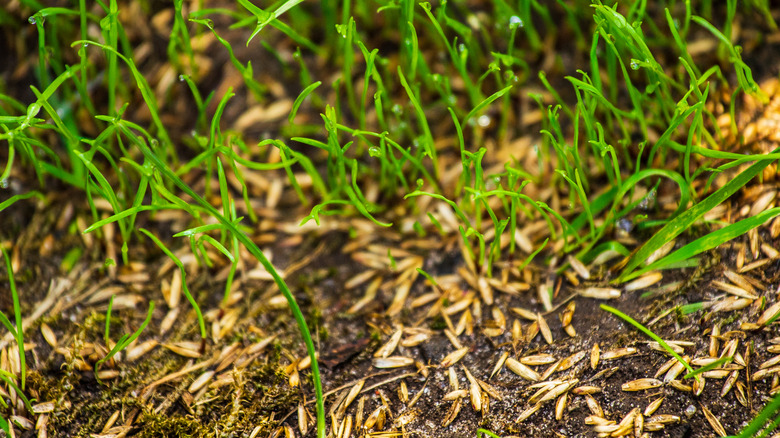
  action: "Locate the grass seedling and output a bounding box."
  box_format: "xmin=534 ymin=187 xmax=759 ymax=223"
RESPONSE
xmin=0 ymin=248 xmax=26 ymax=391
xmin=94 ymin=300 xmax=155 ymax=384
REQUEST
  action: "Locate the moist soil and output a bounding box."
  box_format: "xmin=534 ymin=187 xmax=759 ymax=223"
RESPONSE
xmin=3 ymin=2 xmax=780 ymax=438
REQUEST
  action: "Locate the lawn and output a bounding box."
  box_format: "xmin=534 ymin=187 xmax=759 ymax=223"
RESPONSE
xmin=2 ymin=0 xmax=780 ymax=437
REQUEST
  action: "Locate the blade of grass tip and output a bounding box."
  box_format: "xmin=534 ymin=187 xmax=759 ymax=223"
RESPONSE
xmin=289 ymin=81 xmax=322 ymax=124
xmin=0 ymin=192 xmax=44 ymax=213
xmin=136 ymin=143 xmax=326 ymax=438
xmin=618 ymin=146 xmax=780 ymax=281
xmin=632 ymin=207 xmax=780 ymax=280
xmin=600 ymin=304 xmax=698 ymax=381
xmin=1 ymin=248 xmax=25 ymax=390
xmin=731 ymin=393 xmax=780 ymax=438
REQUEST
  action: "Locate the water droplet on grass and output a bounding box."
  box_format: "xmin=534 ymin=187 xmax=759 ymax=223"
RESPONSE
xmin=630 ymin=59 xmax=640 ymax=70
xmin=368 ymin=146 xmax=382 ymax=157
xmin=391 ymin=104 xmax=403 ymax=115
xmin=28 ymin=16 xmax=36 ymax=24
xmin=0 ymin=179 xmax=9 ymax=189
xmin=509 ymin=16 xmax=524 ymax=29
xmin=477 ymin=115 xmax=491 ymax=127
xmin=179 ymin=74 xmax=186 ymax=82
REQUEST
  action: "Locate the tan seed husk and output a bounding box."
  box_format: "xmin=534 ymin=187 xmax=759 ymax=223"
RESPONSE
xmin=584 ymin=415 xmax=615 ymax=426
xmin=601 ymin=347 xmax=637 ymax=360
xmin=126 ymin=340 xmax=159 ymax=362
xmin=712 ymin=296 xmax=754 ymax=312
xmin=634 ymin=413 xmax=645 ymax=437
xmin=440 ymin=347 xmax=469 ymax=368
xmin=664 ymin=357 xmax=689 ymax=383
xmin=712 ymin=280 xmax=758 ymax=300
xmin=40 ymin=323 xmax=57 ymax=348
xmin=710 ymin=322 xmax=721 ymax=358
xmin=647 ymin=414 xmax=680 ymax=424
xmin=624 ymin=272 xmax=663 ymax=291
xmin=580 ymin=287 xmax=621 ymax=300
xmin=32 ymin=401 xmax=54 ymax=414
xmin=525 ymin=321 xmax=540 ymax=343
xmin=510 ymin=306 xmax=537 ymax=320
xmin=561 ymin=301 xmax=576 ymax=327
xmin=441 ymin=400 xmax=461 ymax=427
xmin=374 ymin=329 xmax=403 ymax=358
xmin=693 ymin=376 xmax=706 ymax=396
xmin=506 ymin=357 xmax=541 ymax=381
xmin=553 ymin=393 xmax=567 ymax=422
xmin=537 ymin=312 xmax=553 ymax=344
xmin=490 ymin=351 xmax=509 ymax=379
xmin=477 ymin=379 xmax=503 ymax=401
xmin=567 ymin=255 xmax=590 ymax=280
xmin=655 ymin=357 xmax=678 ymax=378
xmin=572 ymin=385 xmax=602 ymax=395
xmin=188 ymin=370 xmax=215 ymax=393
xmin=622 ymin=378 xmax=662 ymax=391
xmin=373 ymin=356 xmax=415 ymax=369
xmin=721 ymin=370 xmax=739 ymax=397
xmin=644 ymin=397 xmax=664 ymax=416
xmin=560 ymin=351 xmax=587 ymax=371
xmin=668 ymin=380 xmax=692 ymax=392
xmin=702 ymin=406 xmax=727 ymax=437
xmin=516 ymin=402 xmax=542 ymax=423
xmin=443 ymin=389 xmax=469 ymax=401
xmin=585 ymin=394 xmax=603 ymax=417
xmin=563 ymin=324 xmax=577 ymax=337
xmin=591 ymin=343 xmax=600 ymax=370
xmin=520 ymin=354 xmax=557 ymax=366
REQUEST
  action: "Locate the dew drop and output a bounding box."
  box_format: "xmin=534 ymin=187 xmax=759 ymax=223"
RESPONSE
xmin=630 ymin=59 xmax=640 ymax=70
xmin=391 ymin=104 xmax=403 ymax=115
xmin=458 ymin=43 xmax=466 ymax=53
xmin=0 ymin=179 xmax=9 ymax=189
xmin=368 ymin=146 xmax=382 ymax=157
xmin=28 ymin=16 xmax=36 ymax=24
xmin=477 ymin=115 xmax=491 ymax=127
xmin=509 ymin=15 xmax=524 ymax=29
xmin=179 ymin=74 xmax=186 ymax=82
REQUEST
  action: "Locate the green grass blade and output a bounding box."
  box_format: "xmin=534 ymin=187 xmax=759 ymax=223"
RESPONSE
xmin=634 ymin=207 xmax=780 ymax=279
xmin=600 ymin=304 xmax=697 ymax=381
xmin=618 ymin=147 xmax=780 ymax=281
